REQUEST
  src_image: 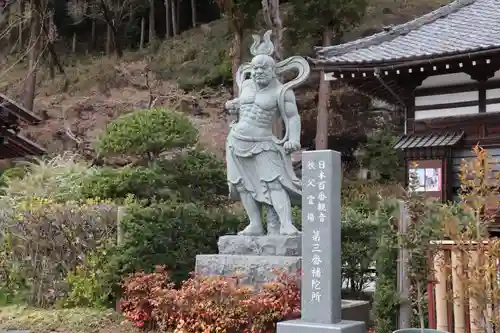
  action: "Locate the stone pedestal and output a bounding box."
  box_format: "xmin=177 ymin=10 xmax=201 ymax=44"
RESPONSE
xmin=195 ymin=235 xmax=301 ymax=285
xmin=195 ymin=254 xmax=301 ymax=285
xmin=278 ymin=319 xmax=365 ymax=333
xmin=218 ymin=235 xmax=301 ymax=256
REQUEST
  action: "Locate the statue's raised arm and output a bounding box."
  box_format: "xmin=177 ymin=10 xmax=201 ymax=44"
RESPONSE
xmin=224 ymin=30 xmax=310 ymax=237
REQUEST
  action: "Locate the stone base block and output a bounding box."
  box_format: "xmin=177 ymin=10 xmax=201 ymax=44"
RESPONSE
xmin=341 ymin=300 xmax=370 ymax=326
xmin=217 ymin=235 xmax=301 ymax=256
xmin=195 ymin=254 xmax=301 ymax=285
xmin=277 ymin=319 xmax=365 ymax=333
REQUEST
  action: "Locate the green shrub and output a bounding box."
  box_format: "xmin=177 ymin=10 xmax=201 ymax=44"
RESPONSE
xmin=79 ymin=149 xmax=227 ymax=206
xmin=287 ymin=203 xmax=377 ymax=294
xmin=114 ymin=201 xmax=246 ymax=284
xmin=356 ymin=132 xmax=403 ymax=182
xmin=0 ymin=166 xmax=26 ymax=189
xmin=0 ymin=154 xmax=91 ymax=202
xmin=0 ymin=235 xmax=29 ymax=306
xmin=341 ymin=206 xmax=377 ymax=293
xmin=373 ymin=199 xmax=400 ymax=333
xmin=59 ymin=243 xmax=116 ymax=309
xmin=80 ymin=165 xmax=173 ymax=202
xmin=0 ymin=197 xmax=117 ymax=307
xmin=96 ymin=108 xmax=199 ymax=159
xmin=159 ymin=149 xmax=228 ymax=205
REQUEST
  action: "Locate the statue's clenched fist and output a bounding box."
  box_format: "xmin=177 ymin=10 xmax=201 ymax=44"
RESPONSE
xmin=283 ymin=141 xmax=301 ymax=154
xmin=225 ymin=99 xmax=239 ymax=114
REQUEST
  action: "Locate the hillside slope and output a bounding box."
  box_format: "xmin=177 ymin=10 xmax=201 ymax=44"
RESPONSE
xmin=0 ymin=0 xmax=450 ymax=158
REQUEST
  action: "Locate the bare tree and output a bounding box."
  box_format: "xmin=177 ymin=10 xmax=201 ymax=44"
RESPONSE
xmin=190 ymin=0 xmax=196 ymax=27
xmin=216 ymin=0 xmax=260 ymax=96
xmin=170 ymin=0 xmax=177 ymax=35
xmin=23 ymin=0 xmax=43 ymax=112
xmin=164 ymin=0 xmax=171 ymax=37
xmin=261 ymin=0 xmax=283 ymax=136
xmin=261 ymin=0 xmax=282 ymax=60
xmin=148 ymin=0 xmax=154 ymax=43
xmin=86 ymin=0 xmax=142 ymax=58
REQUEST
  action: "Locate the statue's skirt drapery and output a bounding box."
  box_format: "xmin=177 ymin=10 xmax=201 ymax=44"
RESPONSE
xmin=226 ymin=130 xmax=302 ymax=206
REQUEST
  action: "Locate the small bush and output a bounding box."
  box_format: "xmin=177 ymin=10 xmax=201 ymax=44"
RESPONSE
xmin=355 ymin=132 xmax=403 ymax=182
xmin=96 ymin=108 xmax=199 ymax=159
xmin=341 ymin=206 xmax=377 ymax=293
xmin=119 ymin=266 xmax=300 ymax=332
xmin=0 ymin=154 xmax=92 ymax=203
xmin=0 ymin=167 xmax=26 ymax=190
xmin=114 ymin=201 xmax=246 ymax=284
xmin=80 ymin=165 xmax=173 ymax=202
xmin=0 ymin=197 xmax=117 ymax=307
xmin=159 ymin=149 xmax=228 ymax=205
xmin=58 ymin=243 xmax=117 ymax=309
xmin=372 ymin=199 xmax=400 ymax=333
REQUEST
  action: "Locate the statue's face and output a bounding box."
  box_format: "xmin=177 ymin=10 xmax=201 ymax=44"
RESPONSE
xmin=251 ymin=55 xmax=275 ymax=86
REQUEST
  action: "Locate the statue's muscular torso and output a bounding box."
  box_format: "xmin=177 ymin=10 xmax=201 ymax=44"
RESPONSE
xmin=233 ymin=79 xmax=281 ymax=138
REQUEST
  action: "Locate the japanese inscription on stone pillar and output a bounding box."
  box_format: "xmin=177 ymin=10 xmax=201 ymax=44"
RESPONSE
xmin=301 ymin=150 xmax=342 ymax=325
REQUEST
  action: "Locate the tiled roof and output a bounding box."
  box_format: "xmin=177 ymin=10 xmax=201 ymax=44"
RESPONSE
xmin=0 ymin=93 xmax=45 ymax=158
xmin=393 ymin=131 xmax=464 ymax=150
xmin=313 ymin=0 xmax=500 ymax=65
xmin=0 ymin=93 xmax=41 ymax=124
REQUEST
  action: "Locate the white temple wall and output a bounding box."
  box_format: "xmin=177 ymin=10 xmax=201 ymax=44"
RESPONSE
xmin=414 ymin=71 xmax=500 ymax=120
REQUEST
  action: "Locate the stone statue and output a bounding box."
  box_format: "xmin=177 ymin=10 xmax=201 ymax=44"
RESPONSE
xmin=225 ymin=30 xmax=310 ymax=236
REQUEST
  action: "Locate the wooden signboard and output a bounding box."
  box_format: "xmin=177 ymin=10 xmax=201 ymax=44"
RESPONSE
xmin=408 ymin=159 xmax=446 ymax=201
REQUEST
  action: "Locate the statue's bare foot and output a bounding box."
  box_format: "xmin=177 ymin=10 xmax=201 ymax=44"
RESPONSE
xmin=280 ymin=224 xmax=300 ymax=236
xmin=238 ymin=223 xmax=264 ymax=236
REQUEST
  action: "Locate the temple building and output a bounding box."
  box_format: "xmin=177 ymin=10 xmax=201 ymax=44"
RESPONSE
xmin=0 ymin=93 xmax=46 ymax=159
xmin=310 ymin=0 xmax=500 ymax=230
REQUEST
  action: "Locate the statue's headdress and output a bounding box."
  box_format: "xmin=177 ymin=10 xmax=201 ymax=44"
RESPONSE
xmin=250 ymin=30 xmax=274 ymax=57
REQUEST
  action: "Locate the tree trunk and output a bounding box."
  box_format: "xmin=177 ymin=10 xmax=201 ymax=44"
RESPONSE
xmin=175 ymin=0 xmax=180 ymax=34
xmin=171 ymin=0 xmax=177 ymax=35
xmin=148 ymin=0 xmax=155 ymax=43
xmin=140 ymin=16 xmax=145 ymax=49
xmin=72 ymin=32 xmax=76 ymax=52
xmin=110 ymin=23 xmax=123 ymax=58
xmin=261 ymin=0 xmax=282 ymax=60
xmin=231 ymin=30 xmax=242 ymax=97
xmin=99 ymin=0 xmax=123 ymax=58
xmin=190 ymin=0 xmax=196 ymax=27
xmin=18 ymin=0 xmax=24 ymax=52
xmin=261 ymin=0 xmax=284 ymax=137
xmin=164 ymin=0 xmax=171 ymax=37
xmin=90 ymin=19 xmax=96 ymax=51
xmin=23 ymin=0 xmax=41 ymax=112
xmin=106 ymin=24 xmax=111 ymax=54
xmin=314 ymin=28 xmax=332 ymax=150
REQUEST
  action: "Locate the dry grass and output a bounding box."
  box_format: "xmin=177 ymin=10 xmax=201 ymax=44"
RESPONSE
xmin=0 ymin=305 xmax=133 ymax=333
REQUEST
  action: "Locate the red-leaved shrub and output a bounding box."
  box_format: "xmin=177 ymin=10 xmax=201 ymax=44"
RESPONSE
xmin=119 ymin=266 xmax=301 ymax=333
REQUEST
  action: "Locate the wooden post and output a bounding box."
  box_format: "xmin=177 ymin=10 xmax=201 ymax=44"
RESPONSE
xmin=117 ymin=206 xmax=126 ymax=246
xmin=451 ymin=249 xmax=467 ymax=333
xmin=397 ymin=200 xmax=412 ymax=329
xmin=468 ymin=249 xmax=481 ymax=333
xmin=434 ymin=250 xmax=449 ymax=332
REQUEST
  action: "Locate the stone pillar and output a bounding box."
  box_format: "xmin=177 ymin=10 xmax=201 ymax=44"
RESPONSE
xmin=277 ymin=150 xmax=365 ymax=333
